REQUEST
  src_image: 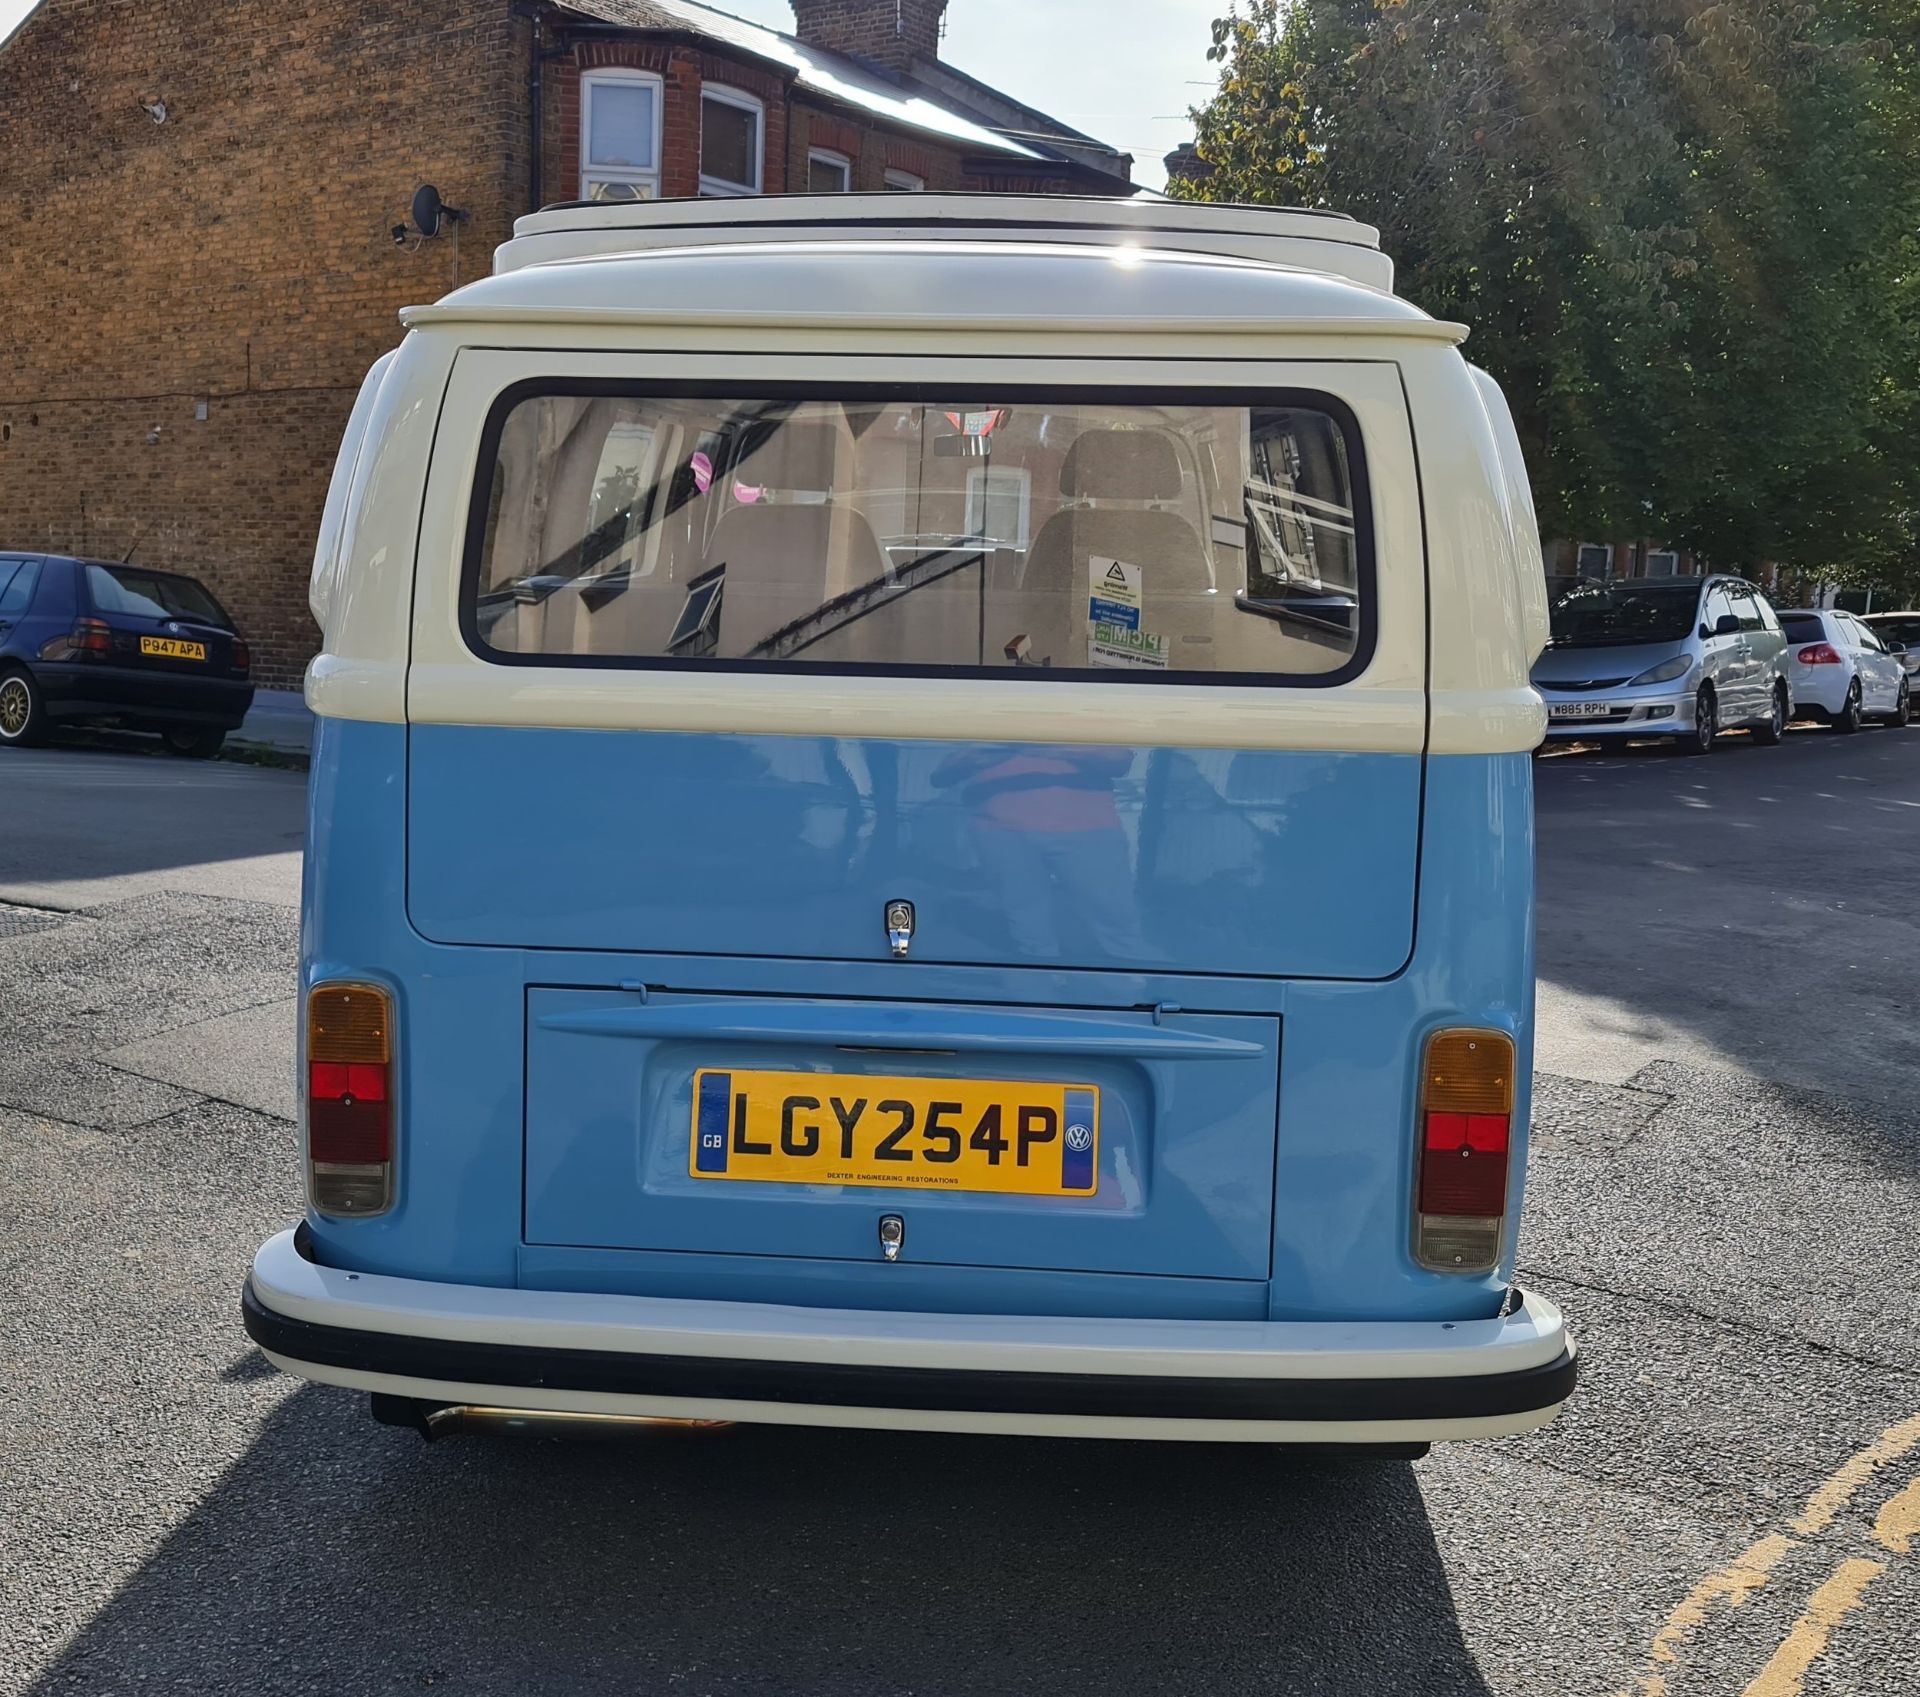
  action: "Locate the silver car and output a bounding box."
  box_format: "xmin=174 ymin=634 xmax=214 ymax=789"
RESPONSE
xmin=1533 ymin=576 xmax=1792 ymax=755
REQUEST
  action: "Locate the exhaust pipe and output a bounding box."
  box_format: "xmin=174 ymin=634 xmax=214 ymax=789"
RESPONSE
xmin=370 ymin=1393 xmax=734 ymax=1442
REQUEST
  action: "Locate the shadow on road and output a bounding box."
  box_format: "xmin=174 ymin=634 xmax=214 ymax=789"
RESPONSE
xmin=1532 ymin=724 xmax=1920 ymax=1108
xmin=0 ymin=744 xmax=304 ymax=909
xmin=32 ymin=1382 xmax=1491 ymax=1697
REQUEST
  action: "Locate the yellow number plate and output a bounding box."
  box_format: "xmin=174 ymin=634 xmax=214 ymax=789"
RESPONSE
xmin=690 ymin=1069 xmax=1099 ymax=1196
xmin=139 ymin=636 xmax=206 ymax=661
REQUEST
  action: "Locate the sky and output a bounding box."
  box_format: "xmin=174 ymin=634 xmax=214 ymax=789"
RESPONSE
xmin=0 ymin=0 xmax=1222 ymax=189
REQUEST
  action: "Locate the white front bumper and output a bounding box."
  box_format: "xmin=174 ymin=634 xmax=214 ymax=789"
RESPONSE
xmin=245 ymin=1230 xmax=1576 ymax=1444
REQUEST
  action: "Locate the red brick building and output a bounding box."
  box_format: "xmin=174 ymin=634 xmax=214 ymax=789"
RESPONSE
xmin=0 ymin=0 xmax=1131 ymax=686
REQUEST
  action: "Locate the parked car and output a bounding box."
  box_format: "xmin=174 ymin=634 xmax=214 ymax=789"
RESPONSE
xmin=1777 ymin=608 xmax=1911 ymax=730
xmin=1861 ymin=612 xmax=1920 ymax=683
xmin=1532 ymin=575 xmax=1791 ymax=754
xmin=0 ymin=554 xmax=254 ymax=756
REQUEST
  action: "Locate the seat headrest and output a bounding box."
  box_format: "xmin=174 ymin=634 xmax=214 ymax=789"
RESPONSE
xmin=1059 ymin=431 xmax=1182 ymax=501
xmin=735 ymin=423 xmax=841 ymax=492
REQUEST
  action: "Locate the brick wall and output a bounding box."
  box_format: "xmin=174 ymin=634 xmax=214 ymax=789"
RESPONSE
xmin=0 ymin=0 xmax=532 ymax=688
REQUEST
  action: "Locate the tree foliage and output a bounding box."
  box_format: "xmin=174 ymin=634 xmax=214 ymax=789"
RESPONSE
xmin=1174 ymin=0 xmax=1920 ymax=582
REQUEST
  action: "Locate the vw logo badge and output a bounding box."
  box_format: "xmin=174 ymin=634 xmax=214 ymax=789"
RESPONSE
xmin=1066 ymin=1124 xmax=1093 ymax=1153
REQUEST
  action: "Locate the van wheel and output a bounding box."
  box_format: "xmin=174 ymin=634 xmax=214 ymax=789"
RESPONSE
xmin=1752 ymin=683 xmax=1787 ymax=746
xmin=0 ymin=668 xmax=47 ymax=748
xmin=162 ymin=727 xmax=226 ymax=759
xmin=1834 ymin=681 xmax=1862 ymax=734
xmin=1679 ymin=687 xmax=1717 ymax=755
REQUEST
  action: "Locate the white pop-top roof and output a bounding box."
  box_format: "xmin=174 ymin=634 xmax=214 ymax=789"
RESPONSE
xmin=496 ymin=193 xmax=1396 ymax=292
xmin=409 ymin=232 xmax=1455 ymax=343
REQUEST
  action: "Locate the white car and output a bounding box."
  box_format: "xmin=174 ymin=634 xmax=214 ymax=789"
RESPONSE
xmin=1777 ymin=608 xmax=1911 ymax=731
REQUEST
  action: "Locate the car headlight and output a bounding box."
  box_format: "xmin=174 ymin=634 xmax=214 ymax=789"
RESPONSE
xmin=1627 ymin=655 xmax=1694 ymax=686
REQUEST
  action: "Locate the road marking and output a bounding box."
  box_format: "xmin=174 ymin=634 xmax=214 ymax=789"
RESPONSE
xmin=1616 ymin=1409 xmax=1920 ymax=1697
xmin=1874 ymin=1474 xmax=1920 ymax=1555
xmin=1634 ymin=1535 xmax=1795 ymax=1697
xmin=1790 ymin=1411 xmax=1920 ymax=1535
xmin=1736 ymin=1557 xmax=1884 ymax=1697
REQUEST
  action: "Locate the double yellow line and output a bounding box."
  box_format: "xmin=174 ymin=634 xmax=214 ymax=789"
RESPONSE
xmin=1619 ymin=1412 xmax=1920 ymax=1697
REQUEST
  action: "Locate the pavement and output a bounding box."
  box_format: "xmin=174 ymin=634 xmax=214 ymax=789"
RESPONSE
xmin=2 ymin=722 xmax=1918 ymax=1696
xmin=230 ymin=687 xmax=313 ymax=759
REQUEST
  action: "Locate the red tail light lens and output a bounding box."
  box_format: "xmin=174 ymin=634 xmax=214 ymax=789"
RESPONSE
xmin=231 ymin=637 xmax=252 ymax=674
xmin=73 ymin=618 xmax=114 ymax=656
xmin=1414 ymin=1029 xmax=1515 ymax=1272
xmin=1797 ymin=643 xmax=1842 ymax=665
xmin=306 ymin=983 xmax=394 ymax=1215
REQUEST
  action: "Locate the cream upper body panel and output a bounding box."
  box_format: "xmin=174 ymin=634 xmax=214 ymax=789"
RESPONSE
xmin=311 ymin=232 xmax=1541 ymax=756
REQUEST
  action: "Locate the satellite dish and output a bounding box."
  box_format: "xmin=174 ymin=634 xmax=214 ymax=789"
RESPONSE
xmin=410 ymin=184 xmax=468 ymax=238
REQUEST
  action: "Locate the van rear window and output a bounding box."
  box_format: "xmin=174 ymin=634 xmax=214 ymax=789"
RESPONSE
xmin=463 ymin=387 xmax=1371 ymax=683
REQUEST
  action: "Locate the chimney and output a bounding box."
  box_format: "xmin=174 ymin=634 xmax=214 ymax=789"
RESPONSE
xmin=790 ymin=1 xmax=949 ymax=74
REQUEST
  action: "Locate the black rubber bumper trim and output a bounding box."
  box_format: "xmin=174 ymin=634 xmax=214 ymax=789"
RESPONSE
xmin=243 ymin=1281 xmax=1576 ymax=1424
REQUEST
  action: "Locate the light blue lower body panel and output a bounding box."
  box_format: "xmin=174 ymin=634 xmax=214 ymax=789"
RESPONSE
xmin=301 ymin=718 xmax=1534 ymax=1327
xmin=403 ymin=724 xmax=1423 ymax=981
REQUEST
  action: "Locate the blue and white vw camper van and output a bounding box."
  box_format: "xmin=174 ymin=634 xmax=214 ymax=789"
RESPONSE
xmin=244 ymin=195 xmax=1574 ymax=1448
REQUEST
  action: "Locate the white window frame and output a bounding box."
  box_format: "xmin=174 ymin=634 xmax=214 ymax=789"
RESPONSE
xmin=1574 ymin=542 xmax=1612 ymax=578
xmin=965 ymin=465 xmax=1032 ymax=548
xmin=807 ymin=147 xmax=853 ymax=193
xmin=579 ymin=68 xmax=664 ymax=203
xmin=883 ymin=167 xmax=926 ymax=192
xmin=1644 ymin=548 xmax=1680 ymax=578
xmin=699 ymin=85 xmax=764 ymax=197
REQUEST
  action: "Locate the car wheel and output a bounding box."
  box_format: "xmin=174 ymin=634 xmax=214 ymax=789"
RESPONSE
xmin=1678 ymin=686 xmax=1717 ymax=755
xmin=1834 ymin=680 xmax=1862 ymax=734
xmin=162 ymin=727 xmax=227 ymax=759
xmin=0 ymin=667 xmax=47 ymax=748
xmin=1886 ymin=681 xmax=1911 ymax=729
xmin=1752 ymin=683 xmax=1787 ymax=746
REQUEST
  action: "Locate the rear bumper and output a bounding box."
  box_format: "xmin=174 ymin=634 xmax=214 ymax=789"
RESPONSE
xmin=243 ymin=1228 xmax=1577 ymax=1443
xmin=36 ymin=662 xmax=254 ymax=727
xmin=1789 ymin=669 xmax=1851 ymax=717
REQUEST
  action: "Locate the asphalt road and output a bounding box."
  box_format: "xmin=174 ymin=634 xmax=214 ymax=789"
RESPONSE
xmin=3 ymin=723 xmax=1918 ymax=1697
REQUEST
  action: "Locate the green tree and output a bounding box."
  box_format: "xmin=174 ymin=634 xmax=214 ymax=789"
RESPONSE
xmin=1176 ymin=1 xmax=1920 ymax=584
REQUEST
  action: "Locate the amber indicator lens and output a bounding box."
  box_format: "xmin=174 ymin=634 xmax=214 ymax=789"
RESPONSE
xmin=309 ymin=984 xmax=391 ymax=1065
xmin=1422 ymin=1030 xmax=1515 ymax=1116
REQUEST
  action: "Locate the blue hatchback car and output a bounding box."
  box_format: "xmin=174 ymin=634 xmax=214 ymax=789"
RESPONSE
xmin=0 ymin=554 xmax=255 ymax=757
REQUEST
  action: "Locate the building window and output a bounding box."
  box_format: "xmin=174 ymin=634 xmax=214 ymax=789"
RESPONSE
xmin=883 ymin=168 xmax=925 ymax=192
xmin=700 ymin=87 xmax=764 ymax=197
xmin=807 ymin=148 xmax=853 ymax=193
xmin=1574 ymin=542 xmax=1612 ymax=578
xmin=1644 ymin=548 xmax=1679 ymax=578
xmin=580 ymin=69 xmax=663 ymax=202
xmin=965 ymin=466 xmax=1031 ymax=547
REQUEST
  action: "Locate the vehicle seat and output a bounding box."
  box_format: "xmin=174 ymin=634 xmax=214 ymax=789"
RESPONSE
xmin=701 ymin=423 xmax=888 ymax=658
xmin=1010 ymin=431 xmax=1213 ymax=668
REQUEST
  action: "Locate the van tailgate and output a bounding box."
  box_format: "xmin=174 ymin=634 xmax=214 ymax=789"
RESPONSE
xmin=525 ymin=989 xmax=1278 ymax=1281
